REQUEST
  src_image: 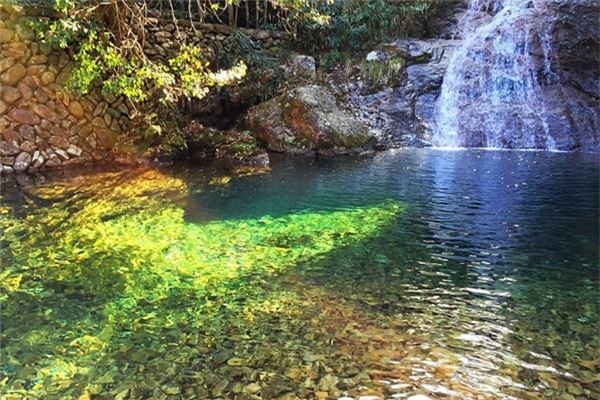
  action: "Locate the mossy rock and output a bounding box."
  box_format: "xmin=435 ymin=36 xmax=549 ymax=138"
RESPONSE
xmin=244 ymin=84 xmax=375 ymax=155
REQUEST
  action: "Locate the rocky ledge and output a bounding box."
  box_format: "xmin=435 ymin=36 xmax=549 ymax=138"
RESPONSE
xmin=347 ymin=0 xmax=599 ymax=151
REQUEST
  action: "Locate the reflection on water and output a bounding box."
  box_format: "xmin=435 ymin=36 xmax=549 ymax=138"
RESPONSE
xmin=1 ymin=149 xmax=598 ymax=400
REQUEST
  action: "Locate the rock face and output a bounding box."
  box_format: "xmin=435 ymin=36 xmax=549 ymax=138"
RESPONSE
xmin=351 ymin=0 xmax=599 ymax=152
xmin=244 ymin=85 xmax=375 ymax=155
xmin=347 ymin=39 xmax=459 ymax=147
xmin=434 ymin=0 xmax=600 ymax=151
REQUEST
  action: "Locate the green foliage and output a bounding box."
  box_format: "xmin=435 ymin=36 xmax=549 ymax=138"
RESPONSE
xmin=291 ymin=0 xmax=433 ymax=65
xmin=183 ymin=122 xmax=264 ymax=161
xmin=130 ymin=103 xmax=188 ymax=158
xmin=68 ymin=37 xmax=247 ymax=103
xmin=361 ymin=56 xmax=406 ymax=91
xmin=220 ymin=131 xmax=263 ymax=160
xmin=169 ymin=44 xmax=247 ymax=101
xmin=25 ymin=0 xmax=94 ymax=48
xmin=25 ymin=1 xmax=247 ymax=103
xmin=270 ymin=0 xmax=332 ymax=31
xmin=218 ymin=30 xmax=284 ymax=101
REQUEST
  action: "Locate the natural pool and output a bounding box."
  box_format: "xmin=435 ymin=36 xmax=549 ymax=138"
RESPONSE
xmin=1 ymin=149 xmax=598 ymax=400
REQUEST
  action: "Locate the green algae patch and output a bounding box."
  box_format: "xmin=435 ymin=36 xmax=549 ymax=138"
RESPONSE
xmin=0 ymin=168 xmax=402 ymax=399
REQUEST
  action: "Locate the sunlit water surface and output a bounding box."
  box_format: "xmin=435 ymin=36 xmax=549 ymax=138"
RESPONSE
xmin=1 ymin=149 xmax=598 ymax=400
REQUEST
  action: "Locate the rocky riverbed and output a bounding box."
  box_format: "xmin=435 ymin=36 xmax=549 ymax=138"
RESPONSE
xmin=2 ymin=151 xmax=598 ymax=400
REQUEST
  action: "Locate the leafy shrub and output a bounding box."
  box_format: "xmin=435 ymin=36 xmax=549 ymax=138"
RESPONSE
xmin=293 ymin=0 xmax=433 ymax=55
xmin=21 ymin=0 xmax=247 ymax=104
xmin=218 ymin=30 xmax=284 ymax=102
xmin=361 ymin=56 xmax=406 ymax=91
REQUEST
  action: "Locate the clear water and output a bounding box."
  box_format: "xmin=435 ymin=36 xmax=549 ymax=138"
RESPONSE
xmin=1 ymin=149 xmax=598 ymax=399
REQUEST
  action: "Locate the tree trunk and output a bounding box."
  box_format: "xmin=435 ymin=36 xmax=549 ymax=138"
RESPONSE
xmin=227 ymin=1 xmax=234 ymax=26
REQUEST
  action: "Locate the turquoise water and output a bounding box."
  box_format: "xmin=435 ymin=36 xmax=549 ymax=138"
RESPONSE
xmin=1 ymin=149 xmax=598 ymax=399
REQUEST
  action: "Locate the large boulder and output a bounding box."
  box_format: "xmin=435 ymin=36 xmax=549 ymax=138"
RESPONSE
xmin=282 ymin=53 xmax=316 ymax=82
xmin=244 ymin=85 xmax=376 ymax=155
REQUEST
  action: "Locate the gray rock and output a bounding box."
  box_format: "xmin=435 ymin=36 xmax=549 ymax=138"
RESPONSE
xmin=349 ymin=0 xmax=599 ymax=151
xmin=244 ymin=85 xmax=376 ymax=155
xmin=349 ymin=39 xmax=458 ymax=147
xmin=284 ymin=53 xmax=316 ymax=81
xmin=13 ymin=151 xmax=31 ymax=172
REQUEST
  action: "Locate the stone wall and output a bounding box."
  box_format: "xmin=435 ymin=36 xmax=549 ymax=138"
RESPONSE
xmin=0 ymin=4 xmax=284 ymax=175
xmin=0 ymin=4 xmax=130 ymax=175
xmin=143 ymin=17 xmax=284 ymax=59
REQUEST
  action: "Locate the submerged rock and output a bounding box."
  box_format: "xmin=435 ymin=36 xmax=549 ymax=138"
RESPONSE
xmin=244 ymin=85 xmax=377 ymax=155
xmin=244 ymin=382 xmax=262 ymax=394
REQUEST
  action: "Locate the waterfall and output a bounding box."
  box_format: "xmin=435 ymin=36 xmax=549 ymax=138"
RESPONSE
xmin=433 ymin=0 xmax=565 ymax=149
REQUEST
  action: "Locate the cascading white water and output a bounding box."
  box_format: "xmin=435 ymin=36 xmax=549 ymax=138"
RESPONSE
xmin=433 ymin=0 xmax=562 ymax=149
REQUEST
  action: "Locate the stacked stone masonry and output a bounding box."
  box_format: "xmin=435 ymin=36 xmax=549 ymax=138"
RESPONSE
xmin=143 ymin=17 xmax=283 ymax=59
xmin=0 ymin=4 xmax=283 ymax=174
xmin=0 ymin=4 xmax=129 ymax=175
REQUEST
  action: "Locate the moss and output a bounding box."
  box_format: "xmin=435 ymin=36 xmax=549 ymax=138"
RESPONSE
xmin=223 ymin=141 xmax=261 ymax=160
xmin=361 ymin=56 xmax=406 ymax=91
xmin=120 ymin=104 xmax=189 ymax=160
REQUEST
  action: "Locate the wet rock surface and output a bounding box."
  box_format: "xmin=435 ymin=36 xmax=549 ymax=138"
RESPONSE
xmin=348 ymin=0 xmax=599 ymax=151
xmin=347 ymin=39 xmax=459 ymax=147
xmin=435 ymin=0 xmax=600 ymax=151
